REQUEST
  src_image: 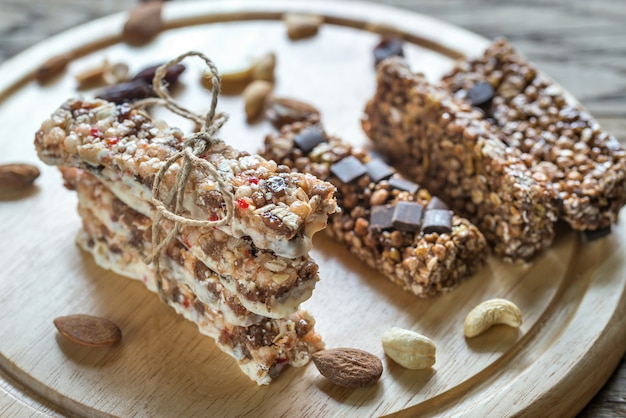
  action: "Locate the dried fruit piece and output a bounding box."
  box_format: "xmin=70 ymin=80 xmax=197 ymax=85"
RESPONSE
xmin=312 ymin=347 xmax=383 ymax=388
xmin=284 ymin=13 xmax=323 ymax=40
xmin=464 ymin=298 xmax=523 ymax=338
xmin=132 ymin=63 xmax=186 ymax=85
xmin=373 ymin=36 xmax=404 ymax=66
xmin=54 ymin=314 xmax=122 ymax=348
xmin=243 ymin=80 xmax=273 ymax=122
xmin=35 ymin=53 xmax=72 ymax=84
xmin=381 ymin=327 xmax=436 ymax=369
xmin=0 ymin=163 xmax=40 ymax=192
xmin=266 ymin=97 xmax=320 ymax=128
xmin=122 ymin=1 xmax=163 ymax=45
xmin=252 ymin=52 xmax=276 ymax=82
xmin=95 ymin=79 xmax=155 ymax=104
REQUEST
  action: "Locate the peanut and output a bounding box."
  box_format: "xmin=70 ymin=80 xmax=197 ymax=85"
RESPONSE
xmin=243 ymin=80 xmax=273 ymax=122
xmin=463 ymin=298 xmax=522 ymax=338
xmin=283 ymin=13 xmax=323 ymax=40
xmin=381 ymin=327 xmax=436 ymax=369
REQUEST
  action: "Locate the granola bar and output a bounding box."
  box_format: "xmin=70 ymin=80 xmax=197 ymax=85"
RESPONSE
xmin=363 ymin=57 xmax=559 ymax=261
xmin=76 ymin=217 xmax=322 ymax=385
xmin=441 ymin=38 xmax=626 ymax=232
xmin=262 ymin=121 xmax=488 ymax=297
xmin=62 ymin=168 xmax=319 ymax=319
xmin=35 ymin=99 xmax=338 ymax=259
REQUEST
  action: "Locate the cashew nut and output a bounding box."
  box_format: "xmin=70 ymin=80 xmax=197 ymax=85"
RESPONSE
xmin=381 ymin=327 xmax=436 ymax=369
xmin=463 ymin=298 xmax=522 ymax=338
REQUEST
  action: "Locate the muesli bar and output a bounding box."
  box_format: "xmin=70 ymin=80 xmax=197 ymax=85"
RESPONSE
xmin=441 ymin=38 xmax=626 ymax=232
xmin=62 ymin=168 xmax=319 ymax=319
xmin=262 ymin=121 xmax=488 ymax=297
xmin=35 ymin=99 xmax=338 ymax=259
xmin=363 ymin=57 xmax=559 ymax=261
xmin=77 ymin=191 xmax=323 ymax=385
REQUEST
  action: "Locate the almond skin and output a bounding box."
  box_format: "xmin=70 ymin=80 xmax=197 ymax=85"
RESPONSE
xmin=312 ymin=347 xmax=383 ymax=388
xmin=54 ymin=314 xmax=122 ymax=348
xmin=122 ymin=1 xmax=163 ymax=46
xmin=266 ymin=97 xmax=320 ymax=129
xmin=0 ymin=163 xmax=40 ymax=192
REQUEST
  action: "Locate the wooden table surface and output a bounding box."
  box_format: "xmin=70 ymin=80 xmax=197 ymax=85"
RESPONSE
xmin=0 ymin=0 xmax=624 ymax=416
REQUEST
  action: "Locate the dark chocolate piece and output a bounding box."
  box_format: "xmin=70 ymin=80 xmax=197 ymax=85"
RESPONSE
xmin=422 ymin=209 xmax=453 ymax=234
xmin=392 ymin=201 xmax=424 ymax=232
xmin=427 ymin=196 xmax=449 ymax=211
xmin=373 ymin=37 xmax=405 ymax=66
xmin=582 ymin=226 xmax=611 ymax=242
xmin=365 ymin=158 xmax=395 ymax=183
xmin=330 ymin=156 xmax=367 ymax=184
xmin=388 ymin=174 xmax=419 ymax=194
xmin=264 ymin=176 xmax=287 ymax=197
xmin=369 ymin=205 xmax=395 ymax=231
xmin=293 ymin=127 xmax=325 ymax=154
xmin=468 ymin=81 xmax=495 ymax=107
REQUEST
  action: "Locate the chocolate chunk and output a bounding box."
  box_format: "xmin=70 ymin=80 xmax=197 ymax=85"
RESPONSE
xmin=582 ymin=226 xmax=611 ymax=242
xmin=365 ymin=158 xmax=394 ymax=183
xmin=427 ymin=196 xmax=449 ymax=211
xmin=468 ymin=81 xmax=495 ymax=107
xmin=330 ymin=156 xmax=367 ymax=184
xmin=422 ymin=209 xmax=452 ymax=234
xmin=293 ymin=127 xmax=325 ymax=154
xmin=373 ymin=37 xmax=405 ymax=66
xmin=392 ymin=201 xmax=424 ymax=232
xmin=369 ymin=204 xmax=395 ymax=231
xmin=388 ymin=174 xmax=419 ymax=194
xmin=264 ymin=176 xmax=287 ymax=197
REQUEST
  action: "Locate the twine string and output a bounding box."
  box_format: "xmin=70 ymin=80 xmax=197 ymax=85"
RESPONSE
xmin=132 ymin=51 xmax=234 ymax=295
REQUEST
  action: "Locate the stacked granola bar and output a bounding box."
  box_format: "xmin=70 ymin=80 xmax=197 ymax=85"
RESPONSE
xmin=35 ymin=99 xmax=339 ymax=384
xmin=441 ymin=38 xmax=626 ymax=234
xmin=363 ymin=57 xmax=559 ymax=262
xmin=262 ymin=120 xmax=488 ymax=297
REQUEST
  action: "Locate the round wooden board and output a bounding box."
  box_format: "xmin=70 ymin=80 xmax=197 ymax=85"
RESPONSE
xmin=0 ymin=1 xmax=625 ymax=417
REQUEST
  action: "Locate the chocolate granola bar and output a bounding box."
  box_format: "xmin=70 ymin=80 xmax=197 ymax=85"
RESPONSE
xmin=441 ymin=38 xmax=626 ymax=232
xmin=262 ymin=121 xmax=488 ymax=297
xmin=35 ymin=99 xmax=338 ymax=259
xmin=363 ymin=57 xmax=559 ymax=261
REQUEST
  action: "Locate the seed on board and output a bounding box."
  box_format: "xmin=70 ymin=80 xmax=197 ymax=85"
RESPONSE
xmin=463 ymin=298 xmax=523 ymax=338
xmin=312 ymin=347 xmax=383 ymax=388
xmin=266 ymin=97 xmax=320 ymax=129
xmin=0 ymin=163 xmax=41 ymax=192
xmin=35 ymin=53 xmax=72 ymax=84
xmin=122 ymin=1 xmax=163 ymax=45
xmin=54 ymin=314 xmax=122 ymax=348
xmin=252 ymin=52 xmax=276 ymax=82
xmin=75 ymin=60 xmax=130 ymax=89
xmin=283 ymin=13 xmax=323 ymax=40
xmin=243 ymin=80 xmax=273 ymax=122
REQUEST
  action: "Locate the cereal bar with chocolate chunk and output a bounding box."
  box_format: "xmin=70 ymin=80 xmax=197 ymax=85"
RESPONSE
xmin=262 ymin=121 xmax=488 ymax=297
xmin=62 ymin=168 xmax=319 ymax=319
xmin=363 ymin=57 xmax=559 ymax=261
xmin=76 ymin=215 xmax=322 ymax=385
xmin=441 ymin=38 xmax=626 ymax=232
xmin=35 ymin=99 xmax=338 ymax=259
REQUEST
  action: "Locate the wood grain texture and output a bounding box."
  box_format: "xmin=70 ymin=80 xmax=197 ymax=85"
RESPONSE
xmin=0 ymin=0 xmax=624 ymax=416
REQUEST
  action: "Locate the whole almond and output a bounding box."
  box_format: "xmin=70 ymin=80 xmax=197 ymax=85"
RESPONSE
xmin=122 ymin=1 xmax=163 ymax=46
xmin=266 ymin=97 xmax=320 ymax=128
xmin=35 ymin=53 xmax=72 ymax=84
xmin=0 ymin=163 xmax=40 ymax=192
xmin=54 ymin=314 xmax=122 ymax=348
xmin=252 ymin=52 xmax=276 ymax=82
xmin=312 ymin=347 xmax=383 ymax=388
xmin=243 ymin=80 xmax=273 ymax=122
